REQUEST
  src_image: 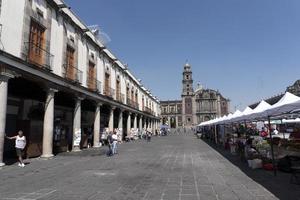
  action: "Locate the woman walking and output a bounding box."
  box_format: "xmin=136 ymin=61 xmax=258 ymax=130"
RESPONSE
xmin=6 ymin=130 xmax=26 ymax=167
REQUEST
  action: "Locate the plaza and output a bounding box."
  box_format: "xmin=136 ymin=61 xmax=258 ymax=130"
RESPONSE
xmin=1 ymin=132 xmax=298 ymax=200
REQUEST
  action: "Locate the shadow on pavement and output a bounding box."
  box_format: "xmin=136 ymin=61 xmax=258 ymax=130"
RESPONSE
xmin=201 ymin=138 xmax=300 ymax=200
xmin=58 ymin=148 xmax=106 ymax=157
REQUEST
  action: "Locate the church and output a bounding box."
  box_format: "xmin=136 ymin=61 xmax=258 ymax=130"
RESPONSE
xmin=160 ymin=62 xmax=230 ymax=128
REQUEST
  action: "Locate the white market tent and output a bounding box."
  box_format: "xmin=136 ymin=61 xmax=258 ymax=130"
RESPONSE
xmin=243 ymin=100 xmax=272 ymax=121
xmin=197 ymin=92 xmax=300 ymax=127
xmin=225 ymin=110 xmax=242 ymax=124
xmin=256 ymin=92 xmax=300 ymax=119
xmin=231 ymin=107 xmax=253 ymax=123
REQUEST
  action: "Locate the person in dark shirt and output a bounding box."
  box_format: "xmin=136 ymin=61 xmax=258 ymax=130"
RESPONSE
xmin=106 ymin=132 xmax=113 ymax=156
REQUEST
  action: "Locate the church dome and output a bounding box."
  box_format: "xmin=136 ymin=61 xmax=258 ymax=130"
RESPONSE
xmin=184 ymin=62 xmax=190 ymax=67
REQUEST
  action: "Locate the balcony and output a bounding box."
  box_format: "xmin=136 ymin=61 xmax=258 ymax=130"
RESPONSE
xmin=104 ymin=87 xmax=115 ymax=98
xmin=24 ymin=42 xmax=53 ymax=70
xmin=144 ymin=107 xmax=154 ymax=115
xmin=196 ymin=109 xmax=217 ymax=114
xmin=134 ymin=102 xmax=139 ymax=109
xmin=63 ymin=64 xmax=83 ymax=84
xmin=126 ymin=98 xmax=133 ymax=107
xmin=116 ymin=92 xmax=125 ymax=103
xmin=87 ymin=76 xmax=101 ymax=93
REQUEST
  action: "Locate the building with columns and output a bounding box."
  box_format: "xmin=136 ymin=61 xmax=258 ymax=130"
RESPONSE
xmin=161 ymin=63 xmax=229 ymax=128
xmin=0 ymin=0 xmax=161 ymax=166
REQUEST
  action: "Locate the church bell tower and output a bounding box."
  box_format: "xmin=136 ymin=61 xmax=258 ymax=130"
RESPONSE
xmin=182 ymin=62 xmax=194 ymax=127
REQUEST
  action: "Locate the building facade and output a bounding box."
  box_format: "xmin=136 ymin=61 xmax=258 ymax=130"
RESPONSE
xmin=0 ymin=0 xmax=161 ymax=166
xmin=161 ymin=63 xmax=229 ymax=128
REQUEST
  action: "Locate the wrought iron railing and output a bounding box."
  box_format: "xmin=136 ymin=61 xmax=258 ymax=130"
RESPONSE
xmin=63 ymin=63 xmax=83 ymax=84
xmin=144 ymin=107 xmax=155 ymax=115
xmin=196 ymin=109 xmax=217 ymax=114
xmin=127 ymin=98 xmax=133 ymax=107
xmin=116 ymin=92 xmax=125 ymax=103
xmin=104 ymin=87 xmax=115 ymax=98
xmin=24 ymin=42 xmax=53 ymax=70
xmin=87 ymin=76 xmax=101 ymax=92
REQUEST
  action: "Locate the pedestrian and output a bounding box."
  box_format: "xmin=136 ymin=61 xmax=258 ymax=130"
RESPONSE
xmin=112 ymin=130 xmax=118 ymax=154
xmin=106 ymin=132 xmax=113 ymax=156
xmin=6 ymin=130 xmax=26 ymax=167
xmin=146 ymin=131 xmax=151 ymax=142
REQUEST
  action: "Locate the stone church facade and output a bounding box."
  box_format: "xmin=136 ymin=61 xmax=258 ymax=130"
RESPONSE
xmin=161 ymin=63 xmax=230 ymax=128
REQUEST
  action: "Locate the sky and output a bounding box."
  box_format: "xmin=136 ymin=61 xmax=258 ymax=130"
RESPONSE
xmin=64 ymin=0 xmax=300 ymax=112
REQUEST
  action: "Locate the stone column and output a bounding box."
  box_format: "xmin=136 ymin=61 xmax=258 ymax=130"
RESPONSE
xmin=127 ymin=112 xmax=132 ymax=135
xmin=118 ymin=109 xmax=123 ymax=138
xmin=73 ymin=97 xmax=83 ymax=152
xmin=139 ymin=116 xmax=143 ymax=131
xmin=108 ymin=106 xmax=115 ymax=132
xmin=133 ymin=114 xmax=137 ymax=129
xmin=41 ymin=88 xmax=57 ymax=158
xmin=93 ymin=103 xmax=102 ymax=147
xmin=152 ymin=120 xmax=155 ymax=133
xmin=176 ymin=116 xmax=179 ymax=128
xmin=168 ymin=116 xmax=171 ymax=126
xmin=144 ymin=118 xmax=147 ymax=129
xmin=0 ymin=73 xmax=14 ymax=166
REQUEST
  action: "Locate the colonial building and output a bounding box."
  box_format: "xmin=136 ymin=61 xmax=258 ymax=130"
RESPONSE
xmin=0 ymin=0 xmax=161 ymax=166
xmin=161 ymin=63 xmax=229 ymax=128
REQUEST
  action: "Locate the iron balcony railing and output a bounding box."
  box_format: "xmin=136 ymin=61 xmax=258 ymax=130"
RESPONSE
xmin=104 ymin=87 xmax=115 ymax=98
xmin=24 ymin=42 xmax=54 ymax=70
xmin=127 ymin=98 xmax=139 ymax=109
xmin=87 ymin=76 xmax=101 ymax=93
xmin=161 ymin=110 xmax=182 ymax=115
xmin=196 ymin=109 xmax=217 ymax=114
xmin=63 ymin=63 xmax=83 ymax=84
xmin=144 ymin=107 xmax=154 ymax=115
xmin=116 ymin=92 xmax=125 ymax=103
xmin=127 ymin=98 xmax=133 ymax=107
xmin=135 ymin=102 xmax=139 ymax=109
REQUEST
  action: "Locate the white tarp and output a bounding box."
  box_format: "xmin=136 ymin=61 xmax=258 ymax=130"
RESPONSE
xmin=231 ymin=107 xmax=253 ymax=123
xmin=257 ymin=92 xmax=300 ymax=118
xmin=244 ymin=100 xmax=272 ymax=121
xmin=223 ymin=110 xmax=242 ymax=124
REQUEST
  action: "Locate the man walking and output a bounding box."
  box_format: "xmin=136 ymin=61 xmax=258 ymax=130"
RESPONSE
xmin=106 ymin=132 xmax=113 ymax=157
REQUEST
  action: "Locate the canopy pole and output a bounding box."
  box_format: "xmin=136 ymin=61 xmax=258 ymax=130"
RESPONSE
xmin=268 ymin=116 xmax=277 ymax=176
xmin=244 ymin=120 xmax=247 ymax=137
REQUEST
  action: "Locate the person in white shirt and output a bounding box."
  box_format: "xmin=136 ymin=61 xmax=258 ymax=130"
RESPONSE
xmin=112 ymin=131 xmax=118 ymax=154
xmin=6 ymin=130 xmax=26 ymax=167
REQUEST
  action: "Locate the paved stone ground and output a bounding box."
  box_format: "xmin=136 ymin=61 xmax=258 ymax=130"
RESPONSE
xmin=0 ymin=131 xmax=298 ymax=200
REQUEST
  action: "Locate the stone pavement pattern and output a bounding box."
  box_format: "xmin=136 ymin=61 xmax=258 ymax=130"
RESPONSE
xmin=0 ymin=131 xmax=283 ymax=200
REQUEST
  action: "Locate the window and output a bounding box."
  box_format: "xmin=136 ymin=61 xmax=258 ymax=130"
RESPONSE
xmin=188 ymin=118 xmax=191 ymax=122
xmin=87 ymin=61 xmax=96 ymax=90
xmin=186 ymin=75 xmax=189 ymax=79
xmin=28 ymin=20 xmax=45 ymax=66
xmin=65 ymin=45 xmax=76 ymax=80
xmin=104 ymin=73 xmax=111 ymax=96
xmin=116 ymin=80 xmax=121 ymax=101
